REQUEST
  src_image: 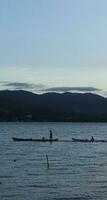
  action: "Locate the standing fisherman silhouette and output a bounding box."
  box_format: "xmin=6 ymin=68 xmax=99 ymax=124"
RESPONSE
xmin=50 ymin=129 xmax=52 ymax=140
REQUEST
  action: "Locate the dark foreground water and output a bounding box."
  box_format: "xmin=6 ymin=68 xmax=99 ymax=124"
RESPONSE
xmin=0 ymin=122 xmax=107 ymax=200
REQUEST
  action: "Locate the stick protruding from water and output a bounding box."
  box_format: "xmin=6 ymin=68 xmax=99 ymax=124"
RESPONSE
xmin=46 ymin=154 xmax=49 ymax=169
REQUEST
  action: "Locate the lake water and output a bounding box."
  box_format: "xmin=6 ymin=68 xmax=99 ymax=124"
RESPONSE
xmin=0 ymin=122 xmax=107 ymax=200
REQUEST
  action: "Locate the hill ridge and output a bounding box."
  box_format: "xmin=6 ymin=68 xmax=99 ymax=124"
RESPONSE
xmin=0 ymin=90 xmax=107 ymax=122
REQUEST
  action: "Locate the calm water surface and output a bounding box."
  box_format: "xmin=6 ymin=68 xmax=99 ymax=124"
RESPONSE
xmin=0 ymin=122 xmax=107 ymax=200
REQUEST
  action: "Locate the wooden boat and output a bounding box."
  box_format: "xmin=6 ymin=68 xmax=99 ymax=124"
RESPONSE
xmin=72 ymin=137 xmax=91 ymax=142
xmin=72 ymin=137 xmax=107 ymax=143
xmin=12 ymin=137 xmax=58 ymax=142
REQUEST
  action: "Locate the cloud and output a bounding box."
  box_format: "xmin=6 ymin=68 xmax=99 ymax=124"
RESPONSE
xmin=0 ymin=82 xmax=45 ymax=91
xmin=5 ymin=82 xmax=35 ymax=89
xmin=0 ymin=82 xmax=102 ymax=95
xmin=41 ymin=86 xmax=101 ymax=93
xmin=102 ymin=91 xmax=107 ymax=98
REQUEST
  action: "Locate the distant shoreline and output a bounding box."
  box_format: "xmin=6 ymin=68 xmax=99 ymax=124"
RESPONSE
xmin=0 ymin=121 xmax=107 ymax=123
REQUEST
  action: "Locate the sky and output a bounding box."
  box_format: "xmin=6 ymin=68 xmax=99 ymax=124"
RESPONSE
xmin=0 ymin=0 xmax=107 ymax=96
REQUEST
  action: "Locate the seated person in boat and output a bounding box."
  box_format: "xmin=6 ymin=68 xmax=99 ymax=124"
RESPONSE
xmin=91 ymin=136 xmax=94 ymax=142
xmin=42 ymin=137 xmax=45 ymax=141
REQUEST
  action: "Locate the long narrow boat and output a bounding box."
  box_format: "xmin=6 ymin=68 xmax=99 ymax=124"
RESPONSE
xmin=12 ymin=137 xmax=58 ymax=142
xmin=72 ymin=137 xmax=107 ymax=143
xmin=72 ymin=138 xmax=91 ymax=142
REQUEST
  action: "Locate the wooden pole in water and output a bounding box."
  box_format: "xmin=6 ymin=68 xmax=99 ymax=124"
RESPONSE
xmin=46 ymin=154 xmax=49 ymax=169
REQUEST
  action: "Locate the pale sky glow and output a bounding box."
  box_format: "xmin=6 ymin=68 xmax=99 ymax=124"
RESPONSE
xmin=0 ymin=0 xmax=107 ymax=96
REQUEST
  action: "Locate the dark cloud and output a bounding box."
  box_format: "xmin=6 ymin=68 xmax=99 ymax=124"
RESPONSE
xmin=0 ymin=82 xmax=45 ymax=91
xmin=42 ymin=87 xmax=101 ymax=93
xmin=5 ymin=82 xmax=35 ymax=89
xmin=0 ymin=82 xmax=101 ymax=94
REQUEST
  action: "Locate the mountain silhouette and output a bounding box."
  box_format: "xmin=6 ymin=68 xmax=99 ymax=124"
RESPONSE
xmin=0 ymin=90 xmax=107 ymax=121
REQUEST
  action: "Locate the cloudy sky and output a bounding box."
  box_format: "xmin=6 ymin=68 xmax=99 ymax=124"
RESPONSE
xmin=0 ymin=0 xmax=107 ymax=95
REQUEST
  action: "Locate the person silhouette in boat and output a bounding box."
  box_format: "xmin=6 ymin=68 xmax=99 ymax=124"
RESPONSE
xmin=50 ymin=129 xmax=53 ymax=140
xmin=42 ymin=137 xmax=45 ymax=141
xmin=91 ymin=136 xmax=94 ymax=142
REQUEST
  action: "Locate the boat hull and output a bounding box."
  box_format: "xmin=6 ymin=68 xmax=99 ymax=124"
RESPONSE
xmin=72 ymin=137 xmax=107 ymax=142
xmin=72 ymin=138 xmax=91 ymax=142
xmin=12 ymin=137 xmax=58 ymax=142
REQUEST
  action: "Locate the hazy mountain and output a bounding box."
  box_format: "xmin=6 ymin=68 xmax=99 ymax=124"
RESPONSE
xmin=0 ymin=90 xmax=107 ymax=121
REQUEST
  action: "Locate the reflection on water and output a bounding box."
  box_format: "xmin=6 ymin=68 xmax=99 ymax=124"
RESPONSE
xmin=0 ymin=122 xmax=107 ymax=200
